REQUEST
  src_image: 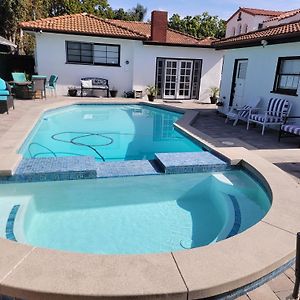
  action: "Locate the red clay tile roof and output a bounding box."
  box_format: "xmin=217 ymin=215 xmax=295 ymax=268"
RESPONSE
xmin=214 ymin=20 xmax=300 ymax=49
xmin=264 ymin=8 xmax=300 ymax=23
xmin=19 ymin=14 xmax=146 ymax=39
xmin=110 ymin=19 xmax=215 ymax=46
xmin=20 ymin=13 xmax=214 ymax=47
xmin=227 ymin=7 xmax=284 ymax=23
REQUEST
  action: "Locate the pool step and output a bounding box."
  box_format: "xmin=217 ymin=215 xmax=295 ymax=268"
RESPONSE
xmin=154 ymin=152 xmax=229 ymax=174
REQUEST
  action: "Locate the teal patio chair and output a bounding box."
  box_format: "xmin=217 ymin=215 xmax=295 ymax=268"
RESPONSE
xmin=46 ymin=75 xmax=58 ymax=96
xmin=0 ymin=77 xmax=14 ymax=114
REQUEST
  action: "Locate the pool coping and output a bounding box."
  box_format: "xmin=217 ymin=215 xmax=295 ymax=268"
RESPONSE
xmin=0 ymin=99 xmax=299 ymax=299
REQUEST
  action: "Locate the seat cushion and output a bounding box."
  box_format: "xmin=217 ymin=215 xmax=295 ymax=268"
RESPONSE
xmin=249 ymin=114 xmax=281 ymax=123
xmin=281 ymin=124 xmax=300 ymax=136
xmin=0 ymin=78 xmax=7 ymax=90
xmin=81 ymin=80 xmax=93 ymax=88
xmin=0 ymin=90 xmax=9 ymax=96
xmin=0 ymin=96 xmax=8 ymax=101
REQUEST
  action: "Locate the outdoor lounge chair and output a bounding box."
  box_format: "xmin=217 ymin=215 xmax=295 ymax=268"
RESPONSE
xmin=247 ymin=98 xmax=291 ymax=135
xmin=278 ymin=116 xmax=300 ymax=146
xmin=0 ymin=78 xmax=14 ymax=114
xmin=225 ymin=98 xmax=261 ymax=126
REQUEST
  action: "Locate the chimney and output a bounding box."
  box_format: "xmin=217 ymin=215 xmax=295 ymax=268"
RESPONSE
xmin=151 ymin=11 xmax=168 ymax=42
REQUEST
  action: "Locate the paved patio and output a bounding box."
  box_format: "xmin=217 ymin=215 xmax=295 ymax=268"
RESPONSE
xmin=0 ymin=97 xmax=300 ymax=300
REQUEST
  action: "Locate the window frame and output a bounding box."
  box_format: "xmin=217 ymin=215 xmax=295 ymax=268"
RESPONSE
xmin=273 ymin=56 xmax=300 ymax=96
xmin=65 ymin=41 xmax=121 ymax=67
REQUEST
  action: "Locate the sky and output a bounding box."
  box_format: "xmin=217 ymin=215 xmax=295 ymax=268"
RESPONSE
xmin=108 ymin=0 xmax=300 ymax=20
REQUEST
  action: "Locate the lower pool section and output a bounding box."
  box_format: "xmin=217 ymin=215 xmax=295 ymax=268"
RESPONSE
xmin=0 ymin=170 xmax=271 ymax=254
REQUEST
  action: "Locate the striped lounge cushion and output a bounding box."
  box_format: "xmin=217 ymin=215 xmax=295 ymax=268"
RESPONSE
xmin=267 ymin=98 xmax=289 ymax=117
xmin=239 ymin=105 xmax=251 ymax=119
xmin=249 ymin=114 xmax=282 ymax=123
xmin=281 ymin=124 xmax=300 ymax=136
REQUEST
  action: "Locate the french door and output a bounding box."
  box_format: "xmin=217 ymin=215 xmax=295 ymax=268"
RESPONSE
xmin=163 ymin=59 xmax=194 ymax=100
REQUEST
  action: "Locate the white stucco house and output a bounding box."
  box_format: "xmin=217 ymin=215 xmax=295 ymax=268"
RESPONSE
xmin=20 ymin=11 xmax=223 ymax=101
xmin=214 ymin=7 xmax=300 ymax=116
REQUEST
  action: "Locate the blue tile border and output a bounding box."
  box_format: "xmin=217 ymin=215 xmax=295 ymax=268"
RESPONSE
xmin=155 ymin=152 xmax=229 ymax=174
xmin=205 ymin=257 xmax=295 ymax=299
xmin=227 ymin=194 xmax=242 ymax=238
xmin=5 ymin=205 xmax=20 ymax=242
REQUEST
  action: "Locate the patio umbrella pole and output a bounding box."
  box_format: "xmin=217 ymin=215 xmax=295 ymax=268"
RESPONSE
xmin=293 ymin=232 xmax=300 ymax=299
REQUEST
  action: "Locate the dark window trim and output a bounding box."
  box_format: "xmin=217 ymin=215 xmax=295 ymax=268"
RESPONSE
xmin=65 ymin=41 xmax=121 ymax=67
xmin=272 ymin=56 xmax=300 ymax=96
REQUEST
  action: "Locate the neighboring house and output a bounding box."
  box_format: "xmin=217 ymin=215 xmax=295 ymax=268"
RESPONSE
xmin=214 ymin=10 xmax=300 ymax=116
xmin=225 ymin=7 xmax=284 ymax=38
xmin=20 ymin=11 xmax=223 ymax=101
xmin=0 ymin=36 xmax=17 ymax=53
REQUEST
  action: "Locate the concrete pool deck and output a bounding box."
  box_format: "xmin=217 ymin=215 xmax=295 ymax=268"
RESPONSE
xmin=0 ymin=97 xmax=299 ymax=299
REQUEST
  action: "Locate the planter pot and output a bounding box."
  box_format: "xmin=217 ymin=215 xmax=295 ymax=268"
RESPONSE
xmin=148 ymin=95 xmax=155 ymax=102
xmin=68 ymin=89 xmax=77 ymax=97
xmin=110 ymin=90 xmax=118 ymax=97
xmin=210 ymin=96 xmax=217 ymax=104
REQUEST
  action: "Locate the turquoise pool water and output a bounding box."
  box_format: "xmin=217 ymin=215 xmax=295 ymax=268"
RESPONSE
xmin=0 ymin=171 xmax=271 ymax=254
xmin=19 ymin=104 xmax=202 ymax=161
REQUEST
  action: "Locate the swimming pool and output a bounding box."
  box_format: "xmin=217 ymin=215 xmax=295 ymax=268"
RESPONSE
xmin=0 ymin=170 xmax=270 ymax=254
xmin=19 ymin=104 xmax=202 ymax=161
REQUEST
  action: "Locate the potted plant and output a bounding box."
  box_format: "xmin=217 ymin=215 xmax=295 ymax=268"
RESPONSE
xmin=68 ymin=86 xmax=77 ymax=97
xmin=110 ymin=87 xmax=118 ymax=98
xmin=146 ymin=85 xmax=157 ymax=102
xmin=209 ymin=87 xmax=220 ymax=104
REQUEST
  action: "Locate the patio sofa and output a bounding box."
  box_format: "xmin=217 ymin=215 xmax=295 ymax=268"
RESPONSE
xmin=0 ymin=78 xmax=14 ymax=114
xmin=81 ymin=77 xmax=109 ymax=97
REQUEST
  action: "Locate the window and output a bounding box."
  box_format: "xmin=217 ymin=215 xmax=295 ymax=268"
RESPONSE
xmin=232 ymin=27 xmax=236 ymax=36
xmin=237 ymin=12 xmax=242 ymax=21
xmin=237 ymin=24 xmax=242 ymax=35
xmin=273 ymin=57 xmax=300 ymax=96
xmin=258 ymin=23 xmax=263 ymax=29
xmin=243 ymin=24 xmax=248 ymax=34
xmin=66 ymin=41 xmax=120 ymax=66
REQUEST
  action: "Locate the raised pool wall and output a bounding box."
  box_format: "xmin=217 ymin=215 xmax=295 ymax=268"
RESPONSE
xmin=0 ymin=99 xmax=299 ymax=299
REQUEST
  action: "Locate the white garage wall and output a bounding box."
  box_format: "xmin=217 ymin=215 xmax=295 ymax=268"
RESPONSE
xmin=34 ymin=32 xmax=223 ymax=101
xmin=132 ymin=43 xmax=224 ymax=102
xmin=219 ymin=42 xmax=300 ymax=116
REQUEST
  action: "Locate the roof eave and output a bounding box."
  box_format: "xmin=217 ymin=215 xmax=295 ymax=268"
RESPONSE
xmin=143 ymin=40 xmax=214 ymax=48
xmin=21 ymin=27 xmax=146 ymax=41
xmin=214 ymin=32 xmax=300 ymax=50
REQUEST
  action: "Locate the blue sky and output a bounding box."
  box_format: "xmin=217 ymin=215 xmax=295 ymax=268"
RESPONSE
xmin=108 ymin=0 xmax=300 ymax=20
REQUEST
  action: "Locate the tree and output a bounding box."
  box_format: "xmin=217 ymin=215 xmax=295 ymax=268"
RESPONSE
xmin=113 ymin=3 xmax=147 ymax=21
xmin=169 ymin=12 xmax=226 ymax=39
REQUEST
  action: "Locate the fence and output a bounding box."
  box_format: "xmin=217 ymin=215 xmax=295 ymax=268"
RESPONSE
xmin=0 ymin=54 xmax=35 ymax=81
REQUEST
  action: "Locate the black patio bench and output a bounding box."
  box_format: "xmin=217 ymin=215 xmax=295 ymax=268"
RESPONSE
xmin=80 ymin=77 xmax=109 ymax=97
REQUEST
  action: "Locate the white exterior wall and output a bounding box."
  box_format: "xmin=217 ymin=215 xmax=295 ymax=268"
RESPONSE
xmin=226 ymin=13 xmax=270 ymax=37
xmin=34 ymin=32 xmax=223 ymax=101
xmin=219 ymin=42 xmax=300 ymax=116
xmin=132 ymin=43 xmax=224 ymax=102
xmin=35 ymin=32 xmax=137 ymax=96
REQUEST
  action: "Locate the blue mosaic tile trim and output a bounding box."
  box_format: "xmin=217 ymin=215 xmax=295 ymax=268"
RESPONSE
xmin=205 ymin=258 xmax=295 ymax=299
xmin=226 ymin=194 xmax=241 ymax=238
xmin=10 ymin=156 xmax=97 ymax=182
xmin=5 ymin=205 xmax=20 ymax=241
xmin=96 ymin=160 xmax=159 ymax=178
xmin=155 ymin=152 xmax=229 ymax=174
